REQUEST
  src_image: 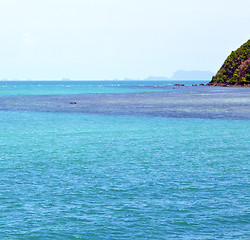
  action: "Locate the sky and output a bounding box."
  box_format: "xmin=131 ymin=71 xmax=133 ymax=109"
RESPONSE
xmin=0 ymin=0 xmax=249 ymax=80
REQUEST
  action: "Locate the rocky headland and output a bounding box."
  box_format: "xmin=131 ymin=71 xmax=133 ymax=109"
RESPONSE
xmin=207 ymin=39 xmax=250 ymax=87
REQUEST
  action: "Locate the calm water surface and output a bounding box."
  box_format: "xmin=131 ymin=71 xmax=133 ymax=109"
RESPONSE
xmin=0 ymin=81 xmax=249 ymax=239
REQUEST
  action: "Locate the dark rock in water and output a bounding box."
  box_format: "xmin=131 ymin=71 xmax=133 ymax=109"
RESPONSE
xmin=70 ymin=102 xmax=77 ymax=104
xmin=207 ymin=39 xmax=250 ymax=87
xmin=173 ymin=84 xmax=184 ymax=86
xmin=192 ymin=84 xmax=198 ymax=86
xmin=199 ymin=84 xmax=205 ymax=86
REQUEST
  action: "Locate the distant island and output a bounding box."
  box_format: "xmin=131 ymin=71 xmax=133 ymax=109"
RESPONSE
xmin=170 ymin=70 xmax=214 ymax=80
xmin=207 ymin=39 xmax=250 ymax=86
xmin=144 ymin=70 xmax=214 ymax=81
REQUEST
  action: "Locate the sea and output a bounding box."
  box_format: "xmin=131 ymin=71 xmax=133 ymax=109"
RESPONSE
xmin=0 ymin=81 xmax=249 ymax=239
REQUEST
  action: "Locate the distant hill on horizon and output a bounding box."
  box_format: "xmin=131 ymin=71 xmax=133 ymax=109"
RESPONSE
xmin=144 ymin=70 xmax=214 ymax=81
xmin=143 ymin=76 xmax=170 ymax=81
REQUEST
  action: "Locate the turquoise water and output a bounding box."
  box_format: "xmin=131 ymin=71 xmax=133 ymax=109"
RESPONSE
xmin=0 ymin=81 xmax=249 ymax=239
xmin=0 ymin=80 xmax=207 ymax=96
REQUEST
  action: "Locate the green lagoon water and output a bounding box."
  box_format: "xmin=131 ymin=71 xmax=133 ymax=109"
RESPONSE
xmin=0 ymin=81 xmax=249 ymax=239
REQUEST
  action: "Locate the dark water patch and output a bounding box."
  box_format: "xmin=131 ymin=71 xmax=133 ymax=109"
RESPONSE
xmin=0 ymin=90 xmax=250 ymax=120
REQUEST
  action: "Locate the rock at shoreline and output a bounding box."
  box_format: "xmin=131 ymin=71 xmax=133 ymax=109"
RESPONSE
xmin=207 ymin=39 xmax=250 ymax=87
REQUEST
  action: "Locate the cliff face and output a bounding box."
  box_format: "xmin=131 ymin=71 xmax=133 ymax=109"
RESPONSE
xmin=207 ymin=40 xmax=250 ymax=86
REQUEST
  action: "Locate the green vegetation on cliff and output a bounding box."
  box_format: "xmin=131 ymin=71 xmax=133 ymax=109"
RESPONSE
xmin=209 ymin=40 xmax=250 ymax=86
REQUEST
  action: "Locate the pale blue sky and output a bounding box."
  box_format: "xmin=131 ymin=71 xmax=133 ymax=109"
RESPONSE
xmin=0 ymin=0 xmax=249 ymax=80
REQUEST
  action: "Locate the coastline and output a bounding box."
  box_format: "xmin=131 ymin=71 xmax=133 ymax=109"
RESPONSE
xmin=205 ymin=82 xmax=250 ymax=87
xmin=172 ymin=83 xmax=250 ymax=87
